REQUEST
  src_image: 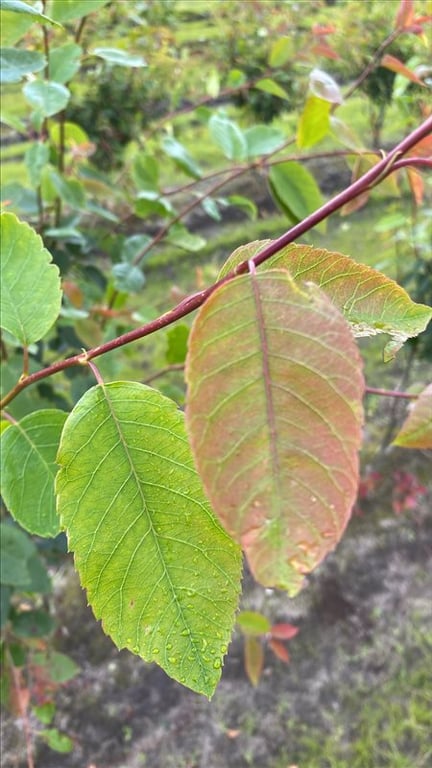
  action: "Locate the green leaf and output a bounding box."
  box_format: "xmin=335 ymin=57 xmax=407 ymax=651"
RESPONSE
xmin=25 ymin=142 xmax=49 ymax=188
xmin=56 ymin=382 xmax=242 ymax=697
xmin=1 ymin=410 xmax=67 ymax=537
xmin=237 ymin=611 xmax=271 ymax=636
xmin=227 ymin=195 xmax=257 ymax=220
xmin=39 ymin=729 xmax=73 ymax=753
xmin=268 ymin=36 xmax=293 ymax=67
xmin=0 ymin=0 xmax=61 ymax=26
xmin=244 ymin=635 xmax=264 ymax=686
xmin=33 ymin=702 xmax=56 ymax=725
xmin=166 ymin=324 xmax=189 ymax=365
xmin=0 ymin=7 xmax=34 ymax=46
xmin=165 ymin=223 xmax=206 ymax=252
xmin=254 ymin=78 xmax=290 ymax=100
xmin=209 ymin=114 xmax=247 ymax=161
xmin=0 ymin=523 xmax=35 ymax=586
xmin=201 ymin=197 xmax=222 ymax=221
xmin=121 ymin=234 xmax=152 ymax=263
xmin=91 ymin=47 xmax=147 ymax=67
xmin=12 ymin=609 xmax=55 ymax=637
xmin=49 ymin=0 xmax=109 ymax=22
xmin=162 ymin=136 xmax=202 ymax=179
xmin=186 ymin=271 xmax=364 ymax=594
xmin=25 ymin=553 xmax=52 ymax=594
xmin=132 ymin=153 xmax=159 ymax=192
xmin=392 ymin=384 xmax=432 ymax=449
xmin=23 ymin=80 xmax=70 ymax=117
xmin=0 ymin=48 xmax=45 ymax=83
xmin=49 ymin=171 xmax=85 ymax=209
xmin=135 ymin=191 xmax=174 ymax=218
xmin=244 ymin=125 xmax=286 ymax=158
xmin=49 ymin=42 xmax=81 ymax=84
xmin=32 ymin=651 xmax=79 ymax=683
xmin=112 ymin=263 xmax=145 ymax=293
xmin=297 ymin=96 xmax=331 ymax=149
xmin=268 ymin=161 xmax=324 ymax=230
xmin=0 ymin=213 xmax=62 ymax=345
xmin=219 ymin=242 xmax=432 ymax=359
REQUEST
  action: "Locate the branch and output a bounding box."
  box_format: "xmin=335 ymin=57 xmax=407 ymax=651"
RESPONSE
xmin=1 ymin=116 xmax=431 ymax=411
xmin=365 ymin=387 xmax=418 ymax=400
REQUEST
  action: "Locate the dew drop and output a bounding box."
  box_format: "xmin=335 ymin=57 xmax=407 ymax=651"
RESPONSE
xmin=180 ymin=628 xmax=190 ymax=637
xmin=166 ymin=643 xmax=173 ymax=650
xmin=168 ymin=656 xmax=177 ymax=664
xmin=213 ymin=659 xmax=222 ymax=669
xmin=220 ymin=644 xmax=227 ymax=654
xmin=152 ymin=648 xmax=160 ymax=655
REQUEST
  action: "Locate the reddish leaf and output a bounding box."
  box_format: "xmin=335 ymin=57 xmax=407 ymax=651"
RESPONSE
xmin=270 ymin=623 xmax=299 ymax=640
xmin=395 ymin=0 xmax=414 ymax=29
xmin=406 ymin=134 xmax=432 ymax=158
xmin=392 ymin=384 xmax=432 ymax=449
xmin=269 ymin=638 xmax=290 ymax=663
xmin=312 ymin=24 xmax=336 ymax=36
xmin=186 ymin=271 xmax=364 ymax=594
xmin=406 ymin=168 xmax=424 ymax=206
xmin=310 ymin=42 xmax=340 ymax=60
xmin=381 ymin=54 xmax=425 ymax=85
xmin=244 ymin=636 xmax=264 ymax=686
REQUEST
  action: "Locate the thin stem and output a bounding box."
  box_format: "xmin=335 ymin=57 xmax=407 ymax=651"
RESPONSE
xmin=143 ymin=364 xmax=185 ymax=385
xmin=365 ymin=387 xmax=418 ymax=400
xmin=343 ymin=29 xmax=401 ymax=100
xmin=1 ymin=117 xmax=431 ymax=411
xmin=22 ymin=346 xmax=29 ymax=377
xmin=86 ymin=360 xmax=104 ymax=384
xmin=6 ymin=649 xmax=34 ymax=768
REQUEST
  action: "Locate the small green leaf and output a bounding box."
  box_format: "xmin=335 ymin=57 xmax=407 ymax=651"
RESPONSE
xmin=33 ymin=702 xmax=56 ymax=725
xmin=39 ymin=729 xmax=73 ymax=753
xmin=268 ymin=161 xmax=324 ymax=230
xmin=0 ymin=523 xmax=34 ymax=586
xmin=56 ymin=382 xmax=242 ymax=698
xmin=166 ymin=324 xmax=189 ymax=365
xmin=25 ymin=142 xmax=49 ymax=188
xmin=0 ymin=410 xmax=67 ymax=537
xmin=132 ymin=153 xmax=159 ymax=192
xmin=268 ymin=36 xmax=293 ymax=67
xmin=112 ymin=263 xmax=145 ymax=293
xmin=12 ymin=609 xmax=55 ymax=637
xmin=237 ymin=611 xmax=271 ymax=636
xmin=49 ymin=0 xmax=109 ymax=22
xmin=1 ymin=213 xmax=61 ymax=346
xmin=244 ymin=125 xmax=286 ymax=158
xmin=91 ymin=47 xmax=147 ymax=67
xmin=1 ymin=213 xmax=62 ymax=345
xmin=49 ymin=42 xmax=81 ymax=84
xmin=254 ymin=78 xmax=290 ymax=100
xmin=297 ymin=96 xmax=331 ymax=149
xmin=162 ymin=136 xmax=202 ymax=179
xmin=244 ymin=635 xmax=264 ymax=687
xmin=227 ymin=195 xmax=257 ymax=220
xmin=121 ymin=234 xmax=152 ymax=263
xmin=0 ymin=48 xmax=45 ymax=83
xmin=165 ymin=223 xmax=206 ymax=252
xmin=0 ymin=0 xmax=61 ymax=26
xmin=23 ymin=80 xmax=70 ymax=117
xmin=25 ymin=554 xmax=52 ymax=594
xmin=392 ymin=384 xmax=432 ymax=449
xmin=186 ymin=272 xmax=364 ymax=594
xmin=201 ymin=197 xmax=222 ymax=221
xmin=135 ymin=191 xmax=174 ymax=218
xmin=209 ymin=114 xmax=247 ymax=161
xmin=32 ymin=651 xmax=79 ymax=683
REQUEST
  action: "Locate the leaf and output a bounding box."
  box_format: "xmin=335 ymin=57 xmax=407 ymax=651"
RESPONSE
xmin=165 ymin=223 xmax=206 ymax=252
xmin=209 ymin=114 xmax=247 ymax=161
xmin=49 ymin=0 xmax=109 ymax=22
xmin=91 ymin=47 xmax=147 ymax=68
xmin=270 ymin=623 xmax=299 ymax=640
xmin=49 ymin=171 xmax=85 ymax=209
xmin=309 ymin=68 xmax=343 ymax=104
xmin=268 ymin=638 xmax=290 ymax=662
xmin=0 ymin=0 xmax=61 ymax=26
xmin=32 ymin=651 xmax=79 ymax=683
xmin=244 ymin=125 xmax=286 ymax=158
xmin=0 ymin=48 xmax=45 ymax=83
xmin=39 ymin=729 xmax=73 ymax=754
xmin=23 ymin=80 xmax=70 ymax=117
xmin=381 ymin=54 xmax=425 ymax=85
xmin=12 ymin=609 xmax=55 ymax=637
xmin=254 ymin=78 xmax=290 ymax=100
xmin=237 ymin=611 xmax=271 ymax=636
xmin=0 ymin=523 xmax=35 ymax=586
xmin=201 ymin=197 xmax=222 ymax=221
xmin=56 ymin=382 xmax=242 ymax=698
xmin=135 ymin=191 xmax=174 ymax=218
xmin=392 ymin=384 xmax=432 ymax=449
xmin=25 ymin=142 xmax=50 ymax=188
xmin=0 ymin=213 xmax=62 ymax=345
xmin=132 ymin=153 xmax=159 ymax=192
xmin=1 ymin=410 xmax=67 ymax=537
xmin=49 ymin=42 xmax=82 ymax=84
xmin=268 ymin=36 xmax=293 ymax=67
xmin=244 ymin=636 xmax=264 ymax=686
xmin=166 ymin=324 xmax=189 ymax=365
xmin=218 ymin=242 xmax=432 ymax=359
xmin=186 ymin=271 xmax=364 ymax=594
xmin=121 ymin=234 xmax=152 ymax=263
xmin=297 ymin=96 xmax=331 ymax=149
xmin=268 ymin=161 xmax=324 ymax=231
xmin=395 ymin=0 xmax=414 ymax=29
xmin=227 ymin=195 xmax=257 ymax=220
xmin=112 ymin=263 xmax=145 ymax=293
xmin=162 ymin=136 xmax=202 ymax=179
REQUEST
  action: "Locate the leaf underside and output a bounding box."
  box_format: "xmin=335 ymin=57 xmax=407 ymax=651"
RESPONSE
xmin=186 ymin=270 xmax=364 ymax=595
xmin=218 ymin=241 xmax=432 ymax=359
xmin=56 ymin=382 xmax=242 ymax=698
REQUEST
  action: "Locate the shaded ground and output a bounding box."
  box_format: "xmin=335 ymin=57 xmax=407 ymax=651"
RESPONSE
xmin=3 ymin=450 xmax=431 ymax=768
